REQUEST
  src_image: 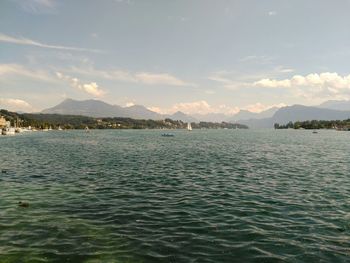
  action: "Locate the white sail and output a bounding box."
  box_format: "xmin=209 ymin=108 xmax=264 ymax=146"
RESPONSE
xmin=187 ymin=123 xmax=192 ymax=131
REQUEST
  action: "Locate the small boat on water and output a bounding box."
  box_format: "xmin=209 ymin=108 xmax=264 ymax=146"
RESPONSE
xmin=187 ymin=123 xmax=192 ymax=131
xmin=312 ymin=130 xmax=318 ymax=134
xmin=85 ymin=126 xmax=90 ymax=133
xmin=162 ymin=133 xmax=174 ymax=137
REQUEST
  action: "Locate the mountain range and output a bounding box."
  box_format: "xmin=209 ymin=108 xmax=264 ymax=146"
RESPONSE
xmin=42 ymin=99 xmax=197 ymax=122
xmin=41 ymin=98 xmax=350 ymax=128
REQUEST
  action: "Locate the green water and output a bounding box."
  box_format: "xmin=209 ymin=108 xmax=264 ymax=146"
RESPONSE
xmin=1 ymin=129 xmax=350 ymax=262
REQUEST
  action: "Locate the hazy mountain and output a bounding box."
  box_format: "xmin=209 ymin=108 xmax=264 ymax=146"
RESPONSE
xmin=123 ymin=105 xmax=163 ymax=120
xmin=229 ymin=107 xmax=279 ymax=122
xmin=192 ymin=113 xmax=229 ymax=122
xmin=167 ymin=111 xmax=197 ymax=122
xmin=43 ymin=99 xmax=350 ymax=128
xmin=318 ymin=100 xmax=350 ymax=111
xmin=239 ymin=104 xmax=350 ymax=128
xmin=42 ymin=99 xmax=162 ymax=119
xmin=42 ymin=99 xmax=194 ymax=121
xmin=42 ymin=99 xmax=125 ymax=117
xmin=42 ymin=99 xmax=282 ymax=123
xmin=273 ymin=105 xmax=350 ymax=123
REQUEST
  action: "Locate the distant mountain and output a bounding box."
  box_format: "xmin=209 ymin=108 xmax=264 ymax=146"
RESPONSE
xmin=123 ymin=105 xmax=163 ymax=120
xmin=318 ymin=100 xmax=350 ymax=111
xmin=42 ymin=99 xmax=124 ymax=117
xmin=273 ymin=105 xmax=350 ymax=123
xmin=44 ymin=99 xmax=350 ymax=127
xmin=42 ymin=99 xmax=284 ymax=123
xmin=42 ymin=99 xmax=162 ymax=119
xmin=229 ymin=107 xmax=279 ymax=122
xmin=42 ymin=99 xmax=195 ymax=121
xmin=239 ymin=104 xmax=350 ymax=128
xmin=167 ymin=111 xmax=197 ymax=122
xmin=190 ymin=107 xmax=279 ymax=123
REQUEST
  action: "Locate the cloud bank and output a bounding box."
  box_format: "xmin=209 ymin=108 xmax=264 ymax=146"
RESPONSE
xmin=149 ymin=101 xmax=284 ymax=115
xmin=0 ymin=98 xmax=35 ymax=112
xmin=67 ymin=66 xmax=195 ymax=87
xmin=0 ymin=63 xmax=54 ymax=82
xmin=254 ymin=72 xmax=350 ymax=98
xmin=56 ymin=72 xmax=105 ymax=97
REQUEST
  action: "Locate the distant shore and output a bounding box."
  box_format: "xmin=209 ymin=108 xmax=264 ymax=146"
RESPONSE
xmin=274 ymin=119 xmax=350 ymax=130
xmin=0 ymin=109 xmax=249 ymax=131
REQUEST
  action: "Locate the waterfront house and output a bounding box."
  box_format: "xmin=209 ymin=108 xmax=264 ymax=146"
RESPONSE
xmin=0 ymin=116 xmax=7 ymax=128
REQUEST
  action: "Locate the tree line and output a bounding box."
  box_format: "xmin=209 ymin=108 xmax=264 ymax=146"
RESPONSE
xmin=274 ymin=119 xmax=350 ymax=130
xmin=0 ymin=109 xmax=248 ymax=130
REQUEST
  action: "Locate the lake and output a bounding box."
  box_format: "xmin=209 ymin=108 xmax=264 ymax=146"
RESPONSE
xmin=1 ymin=129 xmax=350 ymax=262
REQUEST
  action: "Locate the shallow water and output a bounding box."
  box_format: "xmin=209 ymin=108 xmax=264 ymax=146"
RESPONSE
xmin=1 ymin=129 xmax=350 ymax=262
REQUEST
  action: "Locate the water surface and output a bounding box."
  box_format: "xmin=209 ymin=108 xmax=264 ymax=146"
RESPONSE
xmin=1 ymin=129 xmax=350 ymax=262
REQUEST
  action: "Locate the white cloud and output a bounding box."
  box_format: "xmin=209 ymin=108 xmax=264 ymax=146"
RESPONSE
xmin=0 ymin=33 xmax=101 ymax=53
xmin=208 ymin=72 xmax=248 ymax=90
xmin=66 ymin=66 xmax=194 ymax=87
xmin=252 ymin=72 xmax=350 ymax=101
xmin=243 ymin=102 xmax=286 ymax=113
xmin=68 ymin=66 xmax=137 ymax=83
xmin=208 ymin=67 xmax=294 ymax=90
xmin=238 ymin=55 xmax=275 ymax=64
xmin=149 ymin=101 xmax=287 ymax=115
xmin=56 ymin=72 xmax=105 ymax=97
xmin=135 ymin=72 xmax=195 ymax=87
xmin=0 ymin=98 xmax=35 ymax=112
xmin=125 ymin=102 xmax=135 ymax=107
xmin=82 ymin=83 xmax=104 ymax=97
xmin=254 ymin=72 xmax=350 ymax=91
xmin=15 ymin=0 xmax=57 ymax=14
xmin=268 ymin=11 xmax=277 ymax=16
xmin=149 ymin=100 xmax=239 ymax=115
xmin=0 ymin=63 xmax=55 ymax=82
xmin=277 ymin=68 xmax=295 ymax=73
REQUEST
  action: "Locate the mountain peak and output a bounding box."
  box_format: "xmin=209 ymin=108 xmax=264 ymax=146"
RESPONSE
xmin=42 ymin=99 xmax=162 ymax=119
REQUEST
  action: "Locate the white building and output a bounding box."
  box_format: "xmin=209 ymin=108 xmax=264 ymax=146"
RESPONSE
xmin=0 ymin=116 xmax=7 ymax=128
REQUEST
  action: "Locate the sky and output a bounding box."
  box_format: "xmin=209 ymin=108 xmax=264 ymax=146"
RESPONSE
xmin=1 ymin=0 xmax=350 ymax=115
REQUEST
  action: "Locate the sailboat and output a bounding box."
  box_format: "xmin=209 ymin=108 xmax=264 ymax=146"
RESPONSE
xmin=187 ymin=122 xmax=192 ymax=131
xmin=85 ymin=126 xmax=90 ymax=133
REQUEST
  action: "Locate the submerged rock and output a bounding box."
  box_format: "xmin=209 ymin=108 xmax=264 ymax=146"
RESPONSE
xmin=18 ymin=201 xmax=29 ymax=208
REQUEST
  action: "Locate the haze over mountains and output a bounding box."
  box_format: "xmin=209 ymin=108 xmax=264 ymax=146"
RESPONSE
xmin=42 ymin=98 xmax=276 ymax=123
xmin=317 ymin=100 xmax=350 ymax=111
xmin=41 ymin=98 xmax=350 ymax=128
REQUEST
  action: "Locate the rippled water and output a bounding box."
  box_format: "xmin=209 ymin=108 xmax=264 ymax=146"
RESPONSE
xmin=1 ymin=129 xmax=350 ymax=262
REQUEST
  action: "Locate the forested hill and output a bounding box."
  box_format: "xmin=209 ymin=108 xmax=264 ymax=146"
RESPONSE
xmin=0 ymin=109 xmax=248 ymax=130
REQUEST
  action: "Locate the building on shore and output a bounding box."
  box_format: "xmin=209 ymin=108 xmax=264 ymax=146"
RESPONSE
xmin=0 ymin=116 xmax=7 ymax=128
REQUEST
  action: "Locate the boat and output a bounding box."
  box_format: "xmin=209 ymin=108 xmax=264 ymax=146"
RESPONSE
xmin=187 ymin=122 xmax=192 ymax=131
xmin=312 ymin=130 xmax=318 ymax=134
xmin=85 ymin=126 xmax=90 ymax=133
xmin=162 ymin=133 xmax=174 ymax=137
xmin=58 ymin=126 xmax=63 ymax=131
xmin=2 ymin=127 xmax=16 ymax=136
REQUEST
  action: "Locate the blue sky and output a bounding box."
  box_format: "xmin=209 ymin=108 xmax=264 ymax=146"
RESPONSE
xmin=1 ymin=0 xmax=350 ymax=114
